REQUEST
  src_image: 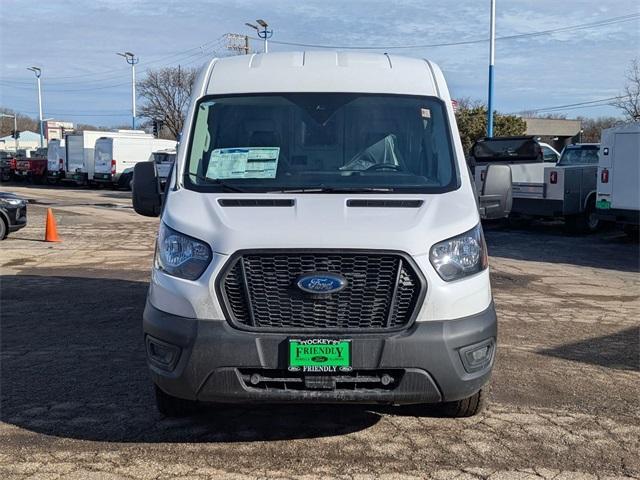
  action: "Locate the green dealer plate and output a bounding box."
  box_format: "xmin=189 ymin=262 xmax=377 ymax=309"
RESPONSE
xmin=288 ymin=339 xmax=351 ymax=372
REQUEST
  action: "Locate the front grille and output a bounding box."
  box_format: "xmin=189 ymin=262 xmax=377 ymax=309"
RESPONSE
xmin=218 ymin=251 xmax=424 ymax=331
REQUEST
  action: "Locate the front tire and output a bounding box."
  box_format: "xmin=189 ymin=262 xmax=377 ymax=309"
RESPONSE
xmin=154 ymin=385 xmax=200 ymax=417
xmin=436 ymin=389 xmax=485 ymax=417
xmin=0 ymin=217 xmax=7 ymax=240
xmin=565 ymin=198 xmax=599 ymax=234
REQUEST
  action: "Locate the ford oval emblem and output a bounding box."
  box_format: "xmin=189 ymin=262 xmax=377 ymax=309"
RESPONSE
xmin=296 ymin=273 xmax=347 ymax=294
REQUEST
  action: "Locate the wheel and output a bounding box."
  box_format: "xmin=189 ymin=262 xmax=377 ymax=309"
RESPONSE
xmin=0 ymin=171 xmax=10 ymax=182
xmin=0 ymin=217 xmax=7 ymax=240
xmin=154 ymin=384 xmax=200 ymax=417
xmin=565 ymin=198 xmax=599 ymax=234
xmin=436 ymin=389 xmax=485 ymax=418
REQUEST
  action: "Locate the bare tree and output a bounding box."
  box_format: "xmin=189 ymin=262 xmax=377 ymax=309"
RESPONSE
xmin=612 ymin=59 xmax=640 ymax=120
xmin=137 ymin=66 xmax=198 ymax=139
xmin=0 ymin=107 xmax=39 ymax=137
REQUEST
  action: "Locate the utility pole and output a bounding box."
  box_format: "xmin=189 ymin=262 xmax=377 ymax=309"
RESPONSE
xmin=486 ymin=0 xmax=496 ymax=137
xmin=0 ymin=113 xmax=19 ymax=151
xmin=226 ymin=33 xmax=251 ymax=54
xmin=27 ymin=66 xmax=44 ymax=147
xmin=117 ymin=52 xmax=139 ymax=129
xmin=245 ymin=19 xmax=273 ymax=53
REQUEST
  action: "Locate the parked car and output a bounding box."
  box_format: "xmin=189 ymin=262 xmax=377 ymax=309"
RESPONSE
xmin=15 ymin=148 xmax=47 ymax=184
xmin=93 ymin=135 xmax=175 ymax=188
xmin=0 ymin=151 xmax=16 ymax=182
xmin=0 ymin=192 xmax=27 ymax=240
xmin=596 ymin=122 xmax=640 ymax=238
xmin=473 ymin=138 xmax=600 ymax=233
xmin=132 ymin=51 xmax=512 ymax=418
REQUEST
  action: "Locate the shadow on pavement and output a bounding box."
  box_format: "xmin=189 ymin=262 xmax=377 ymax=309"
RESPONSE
xmin=537 ymin=326 xmax=640 ymax=371
xmin=483 ymin=221 xmax=640 ymax=273
xmin=0 ymin=274 xmax=381 ymax=442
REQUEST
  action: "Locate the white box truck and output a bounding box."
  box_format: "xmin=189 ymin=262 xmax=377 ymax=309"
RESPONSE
xmin=93 ymin=135 xmax=175 ymax=187
xmin=596 ymin=122 xmax=640 ymax=237
xmin=64 ymin=130 xmax=152 ymax=185
xmin=130 ymin=52 xmax=512 ymax=418
xmin=46 ymin=138 xmax=66 ymax=184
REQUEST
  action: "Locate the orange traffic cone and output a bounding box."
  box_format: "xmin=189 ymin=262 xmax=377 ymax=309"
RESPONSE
xmin=45 ymin=208 xmax=61 ymax=242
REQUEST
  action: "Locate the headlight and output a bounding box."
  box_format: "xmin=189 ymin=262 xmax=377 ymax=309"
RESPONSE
xmin=155 ymin=223 xmax=212 ymax=280
xmin=429 ymin=224 xmax=488 ymax=281
xmin=1 ymin=198 xmax=24 ymax=206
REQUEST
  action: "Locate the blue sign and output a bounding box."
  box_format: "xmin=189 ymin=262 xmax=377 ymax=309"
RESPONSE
xmin=296 ymin=273 xmax=347 ymax=295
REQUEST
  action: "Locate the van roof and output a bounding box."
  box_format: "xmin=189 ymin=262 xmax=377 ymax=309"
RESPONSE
xmin=204 ymin=51 xmax=441 ymax=97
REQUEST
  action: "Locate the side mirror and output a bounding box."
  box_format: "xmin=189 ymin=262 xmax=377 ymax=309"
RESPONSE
xmin=478 ymin=164 xmax=512 ymax=220
xmin=132 ymin=161 xmax=162 ymax=217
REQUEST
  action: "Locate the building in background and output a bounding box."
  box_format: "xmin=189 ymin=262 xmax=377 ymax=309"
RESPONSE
xmin=0 ymin=130 xmax=42 ymax=151
xmin=524 ymin=118 xmax=582 ymax=152
xmin=45 ymin=120 xmax=74 ymax=141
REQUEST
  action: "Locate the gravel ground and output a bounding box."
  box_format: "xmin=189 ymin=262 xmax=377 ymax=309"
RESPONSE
xmin=1 ymin=184 xmax=638 ymax=480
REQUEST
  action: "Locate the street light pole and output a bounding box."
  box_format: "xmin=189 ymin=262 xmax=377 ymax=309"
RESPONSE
xmin=486 ymin=0 xmax=496 ymax=138
xmin=117 ymin=52 xmax=139 ymax=129
xmin=245 ymin=20 xmax=273 ymax=53
xmin=27 ymin=66 xmax=44 ymax=147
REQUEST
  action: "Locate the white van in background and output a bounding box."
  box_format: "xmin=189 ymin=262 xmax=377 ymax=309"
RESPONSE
xmin=596 ymin=122 xmax=640 ymax=238
xmin=46 ymin=138 xmax=66 ymax=184
xmin=93 ymin=136 xmax=176 ymax=187
xmin=65 ymin=130 xmax=152 ymax=185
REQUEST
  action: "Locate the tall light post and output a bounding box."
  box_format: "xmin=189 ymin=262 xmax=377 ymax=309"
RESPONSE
xmin=27 ymin=66 xmax=44 ymax=147
xmin=245 ymin=19 xmax=273 ymax=53
xmin=486 ymin=0 xmax=496 ymax=137
xmin=117 ymin=51 xmax=139 ymax=129
xmin=0 ymin=113 xmax=19 ymax=151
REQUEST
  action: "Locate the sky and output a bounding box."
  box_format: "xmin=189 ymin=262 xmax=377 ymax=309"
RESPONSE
xmin=0 ymin=0 xmax=638 ymax=127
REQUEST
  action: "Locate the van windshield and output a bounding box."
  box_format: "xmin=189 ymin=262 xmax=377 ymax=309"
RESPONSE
xmin=185 ymin=93 xmax=457 ymax=193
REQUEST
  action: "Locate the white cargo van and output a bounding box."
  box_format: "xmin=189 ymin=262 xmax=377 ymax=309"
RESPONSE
xmin=93 ymin=136 xmax=175 ymax=187
xmin=132 ymin=52 xmax=511 ymax=417
xmin=46 ymin=138 xmax=66 ymax=183
xmin=64 ymin=130 xmax=152 ymax=185
xmin=596 ymin=123 xmax=640 ymax=236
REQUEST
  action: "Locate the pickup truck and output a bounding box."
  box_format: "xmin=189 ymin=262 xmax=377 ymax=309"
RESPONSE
xmin=1 ymin=151 xmax=16 ymax=182
xmin=15 ymin=148 xmax=48 ymax=184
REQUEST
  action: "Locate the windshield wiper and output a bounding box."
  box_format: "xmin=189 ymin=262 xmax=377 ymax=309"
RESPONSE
xmin=269 ymin=186 xmax=395 ymax=193
xmin=190 ymin=174 xmax=246 ymax=193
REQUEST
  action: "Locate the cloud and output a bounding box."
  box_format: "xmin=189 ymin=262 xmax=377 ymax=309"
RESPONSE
xmin=0 ymin=0 xmax=638 ymax=125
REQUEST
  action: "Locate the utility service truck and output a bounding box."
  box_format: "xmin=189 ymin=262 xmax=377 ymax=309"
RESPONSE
xmin=473 ymin=137 xmax=601 ymax=233
xmin=596 ymin=122 xmax=640 ymax=238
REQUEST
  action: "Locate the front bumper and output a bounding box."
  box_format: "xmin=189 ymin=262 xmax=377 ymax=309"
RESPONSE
xmin=143 ymin=301 xmax=497 ymax=405
xmin=2 ymin=204 xmax=27 ymax=232
xmin=597 ymin=207 xmax=640 ymax=226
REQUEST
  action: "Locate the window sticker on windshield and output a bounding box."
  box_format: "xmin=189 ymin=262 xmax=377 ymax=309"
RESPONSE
xmin=420 ymin=108 xmax=431 ymax=118
xmin=206 ymin=147 xmax=279 ymax=179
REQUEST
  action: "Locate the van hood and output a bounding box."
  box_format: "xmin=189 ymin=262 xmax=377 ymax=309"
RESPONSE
xmin=162 ymin=187 xmax=479 ymax=257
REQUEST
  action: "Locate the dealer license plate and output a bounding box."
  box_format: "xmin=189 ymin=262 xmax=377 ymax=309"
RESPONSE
xmin=288 ymin=339 xmax=351 ymax=372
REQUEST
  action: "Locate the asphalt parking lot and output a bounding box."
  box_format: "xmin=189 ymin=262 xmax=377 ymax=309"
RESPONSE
xmin=1 ymin=184 xmax=639 ymax=480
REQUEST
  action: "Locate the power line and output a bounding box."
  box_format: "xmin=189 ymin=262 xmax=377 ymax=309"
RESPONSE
xmin=257 ymin=13 xmax=639 ymax=50
xmin=510 ymin=95 xmax=629 ymax=115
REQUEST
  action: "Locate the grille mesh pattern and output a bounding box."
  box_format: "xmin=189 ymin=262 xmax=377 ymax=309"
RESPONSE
xmin=220 ymin=252 xmax=422 ymax=331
